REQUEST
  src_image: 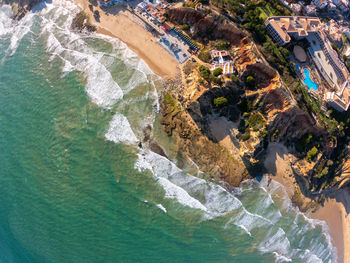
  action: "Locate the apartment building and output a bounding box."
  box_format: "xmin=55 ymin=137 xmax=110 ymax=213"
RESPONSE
xmin=265 ymin=16 xmax=350 ymax=111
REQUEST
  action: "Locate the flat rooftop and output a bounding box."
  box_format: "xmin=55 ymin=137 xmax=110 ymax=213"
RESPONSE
xmin=265 ymin=16 xmax=321 ymax=40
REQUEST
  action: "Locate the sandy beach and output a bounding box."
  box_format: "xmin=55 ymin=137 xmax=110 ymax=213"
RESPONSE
xmin=311 ymin=195 xmax=350 ymax=263
xmin=264 ymin=143 xmax=350 ymax=263
xmin=75 ymin=0 xmax=180 ymax=78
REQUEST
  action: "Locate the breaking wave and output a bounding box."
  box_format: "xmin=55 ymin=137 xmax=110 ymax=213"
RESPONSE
xmin=3 ymin=1 xmax=337 ymax=262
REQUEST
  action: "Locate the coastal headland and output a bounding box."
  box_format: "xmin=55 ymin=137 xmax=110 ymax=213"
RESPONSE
xmin=67 ymin=0 xmax=350 ymax=261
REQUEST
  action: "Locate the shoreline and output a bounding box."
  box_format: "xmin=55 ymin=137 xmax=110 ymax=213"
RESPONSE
xmin=73 ymin=0 xmax=349 ymax=261
xmin=264 ymin=143 xmax=350 ymax=263
xmin=75 ymin=0 xmax=180 ymax=79
xmin=310 ymin=195 xmax=350 ymax=263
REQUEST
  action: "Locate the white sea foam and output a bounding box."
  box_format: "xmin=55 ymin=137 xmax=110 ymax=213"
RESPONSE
xmin=26 ymin=1 xmax=337 ymax=262
xmin=105 ymin=113 xmax=138 ymax=145
xmin=43 ymin=22 xmax=124 ymax=107
xmin=157 ymin=177 xmax=207 ymax=211
xmin=136 ymin=148 xmax=337 ymax=262
xmin=156 ymin=204 xmax=167 ymax=213
xmin=0 ymin=5 xmax=13 ymax=36
xmin=37 ymin=0 xmax=156 ymax=108
xmin=273 ymin=252 xmax=292 ymax=263
xmin=259 ymin=228 xmax=291 ymax=255
xmin=0 ymin=4 xmax=34 ymax=56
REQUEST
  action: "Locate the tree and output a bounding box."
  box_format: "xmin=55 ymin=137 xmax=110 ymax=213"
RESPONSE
xmin=216 ymin=41 xmax=230 ymax=50
xmin=307 ymin=146 xmax=318 ymax=162
xmin=199 ymin=65 xmax=211 ymax=80
xmin=214 ymin=97 xmax=228 ymax=107
xmin=245 ymin=75 xmax=255 ymax=88
xmin=212 ymin=76 xmax=223 ymax=85
xmin=213 ymin=67 xmax=223 ymax=77
xmin=230 ymin=74 xmax=238 ymax=83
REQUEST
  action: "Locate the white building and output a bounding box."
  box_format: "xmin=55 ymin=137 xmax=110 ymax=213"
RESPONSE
xmin=332 ymin=0 xmax=349 ymax=9
xmin=304 ymin=5 xmax=317 ymax=15
xmin=328 ymin=2 xmax=337 ymax=10
xmin=280 ymin=0 xmax=289 ymax=6
xmin=290 ymin=3 xmax=302 ymax=13
xmin=313 ymin=0 xmax=328 ymax=9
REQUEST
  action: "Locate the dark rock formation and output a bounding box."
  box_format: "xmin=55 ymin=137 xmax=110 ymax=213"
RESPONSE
xmin=71 ymin=11 xmax=97 ymax=32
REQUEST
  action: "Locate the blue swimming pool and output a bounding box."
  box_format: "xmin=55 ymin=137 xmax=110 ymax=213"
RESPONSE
xmin=303 ymin=68 xmax=318 ymax=91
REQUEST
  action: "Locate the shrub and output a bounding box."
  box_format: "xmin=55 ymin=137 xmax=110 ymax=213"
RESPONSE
xmin=247 ymin=113 xmax=265 ymax=131
xmin=213 ymin=67 xmax=223 ymax=77
xmin=230 ymin=74 xmax=238 ymax=83
xmin=199 ymin=65 xmax=211 ymax=80
xmin=241 ymin=131 xmax=251 ymax=141
xmin=315 ymin=167 xmax=328 ymax=179
xmin=260 ymin=129 xmax=268 ymax=138
xmin=307 ymin=146 xmax=318 ymax=162
xmin=239 ymin=98 xmax=253 ymax=113
xmin=216 ymin=41 xmax=230 ymax=50
xmin=296 ymin=133 xmax=313 ymax=152
xmin=198 ymin=51 xmax=212 ymax=63
xmin=164 ymin=92 xmax=177 ymax=110
xmin=327 ymin=160 xmax=334 ymax=166
xmin=181 ymin=24 xmax=190 ymax=30
xmin=214 ymin=97 xmax=228 ymax=107
xmin=245 ymin=75 xmax=255 ymax=88
xmin=212 ymin=76 xmax=223 ymax=85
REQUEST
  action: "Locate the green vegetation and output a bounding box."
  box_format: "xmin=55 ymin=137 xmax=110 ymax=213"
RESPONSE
xmin=314 ymin=167 xmax=328 ymax=179
xmin=239 ymin=98 xmax=253 ymax=113
xmin=307 ymin=146 xmax=318 ymax=162
xmin=296 ymin=133 xmax=313 ymax=152
xmin=213 ymin=67 xmax=223 ymax=77
xmin=230 ymin=74 xmax=239 ymax=83
xmin=245 ymin=75 xmax=255 ymax=88
xmin=164 ymin=92 xmax=178 ymax=110
xmin=241 ymin=130 xmax=251 ymax=141
xmin=212 ymin=76 xmax=223 ymax=85
xmin=247 ymin=113 xmax=265 ymax=131
xmin=260 ymin=129 xmax=269 ymax=138
xmin=198 ymin=66 xmax=223 ymax=85
xmin=199 ymin=65 xmax=211 ymax=80
xmin=216 ymin=41 xmax=231 ymax=50
xmin=214 ymin=97 xmax=228 ymax=107
xmin=182 ymin=2 xmax=196 ymax=8
xmin=331 ymin=43 xmax=341 ymax=55
xmin=181 ymin=24 xmax=190 ymax=30
xmin=198 ymin=51 xmax=212 ymax=63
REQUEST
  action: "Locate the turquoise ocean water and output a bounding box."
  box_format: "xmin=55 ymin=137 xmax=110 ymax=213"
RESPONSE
xmin=0 ymin=1 xmax=338 ymax=262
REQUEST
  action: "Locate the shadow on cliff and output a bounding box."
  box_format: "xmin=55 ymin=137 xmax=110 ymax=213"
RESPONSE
xmin=186 ymin=82 xmax=243 ymax=143
xmin=185 ymin=81 xmax=268 ymax=177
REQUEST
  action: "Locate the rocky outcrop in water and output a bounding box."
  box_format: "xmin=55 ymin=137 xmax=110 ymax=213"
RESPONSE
xmin=3 ymin=0 xmax=42 ymax=19
xmin=71 ymin=11 xmax=97 ymax=32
